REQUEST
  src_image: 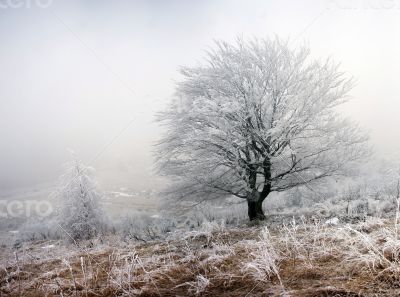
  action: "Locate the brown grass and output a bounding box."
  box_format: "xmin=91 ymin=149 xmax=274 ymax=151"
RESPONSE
xmin=2 ymin=219 xmax=400 ymax=296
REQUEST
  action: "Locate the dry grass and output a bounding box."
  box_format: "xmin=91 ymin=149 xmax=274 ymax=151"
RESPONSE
xmin=2 ymin=218 xmax=400 ymax=296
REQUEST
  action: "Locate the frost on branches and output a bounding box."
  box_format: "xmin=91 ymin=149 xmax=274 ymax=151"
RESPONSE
xmin=156 ymin=37 xmax=369 ymax=221
xmin=57 ymin=159 xmax=105 ymax=241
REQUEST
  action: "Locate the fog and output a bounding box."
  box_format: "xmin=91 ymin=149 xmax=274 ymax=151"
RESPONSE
xmin=1 ymin=0 xmax=400 ymax=191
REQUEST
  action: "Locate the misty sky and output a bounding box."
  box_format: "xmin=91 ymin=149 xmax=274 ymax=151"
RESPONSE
xmin=1 ymin=0 xmax=400 ymax=191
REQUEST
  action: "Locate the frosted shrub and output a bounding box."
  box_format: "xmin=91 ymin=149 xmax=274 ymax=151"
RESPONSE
xmin=119 ymin=213 xmax=175 ymax=242
xmin=349 ymin=199 xmax=369 ymax=216
xmin=312 ymin=203 xmax=331 ymax=218
xmin=19 ymin=218 xmax=61 ymax=242
xmin=187 ymin=202 xmax=247 ymax=227
xmin=57 ymin=159 xmax=105 ymax=242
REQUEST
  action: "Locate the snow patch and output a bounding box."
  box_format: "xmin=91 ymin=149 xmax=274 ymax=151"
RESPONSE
xmin=325 ymin=217 xmax=339 ymax=226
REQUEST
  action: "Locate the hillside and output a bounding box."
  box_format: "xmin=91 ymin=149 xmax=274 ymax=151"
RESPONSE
xmin=1 ymin=217 xmax=399 ymax=296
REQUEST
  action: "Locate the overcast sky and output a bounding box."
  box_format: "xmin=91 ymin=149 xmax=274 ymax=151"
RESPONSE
xmin=1 ymin=0 xmax=400 ymax=190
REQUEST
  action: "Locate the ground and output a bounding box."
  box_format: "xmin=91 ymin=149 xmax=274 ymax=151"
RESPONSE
xmin=1 ymin=217 xmax=400 ymax=296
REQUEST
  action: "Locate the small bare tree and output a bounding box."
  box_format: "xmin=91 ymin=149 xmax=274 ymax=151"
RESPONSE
xmin=57 ymin=158 xmax=105 ymax=241
xmin=156 ymin=37 xmax=369 ymax=221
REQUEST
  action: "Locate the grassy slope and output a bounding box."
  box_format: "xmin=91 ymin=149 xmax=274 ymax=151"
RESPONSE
xmin=1 ymin=218 xmax=400 ymax=296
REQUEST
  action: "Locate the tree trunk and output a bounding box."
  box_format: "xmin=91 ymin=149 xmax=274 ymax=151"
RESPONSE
xmin=246 ymin=158 xmax=271 ymax=221
xmin=247 ymin=199 xmax=266 ymax=221
xmin=247 ymin=189 xmax=268 ymax=221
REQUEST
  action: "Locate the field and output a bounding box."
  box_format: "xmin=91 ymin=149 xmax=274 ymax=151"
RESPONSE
xmin=1 ymin=215 xmax=400 ymax=296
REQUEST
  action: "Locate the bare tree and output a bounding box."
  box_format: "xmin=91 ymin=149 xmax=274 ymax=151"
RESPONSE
xmin=156 ymin=37 xmax=369 ymax=221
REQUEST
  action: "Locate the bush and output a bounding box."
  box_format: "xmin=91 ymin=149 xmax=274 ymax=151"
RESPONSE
xmin=117 ymin=212 xmax=176 ymax=242
xmin=19 ymin=218 xmax=61 ymax=242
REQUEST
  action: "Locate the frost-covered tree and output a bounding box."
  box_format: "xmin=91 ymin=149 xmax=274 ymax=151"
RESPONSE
xmin=156 ymin=37 xmax=369 ymax=221
xmin=57 ymin=158 xmax=105 ymax=241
